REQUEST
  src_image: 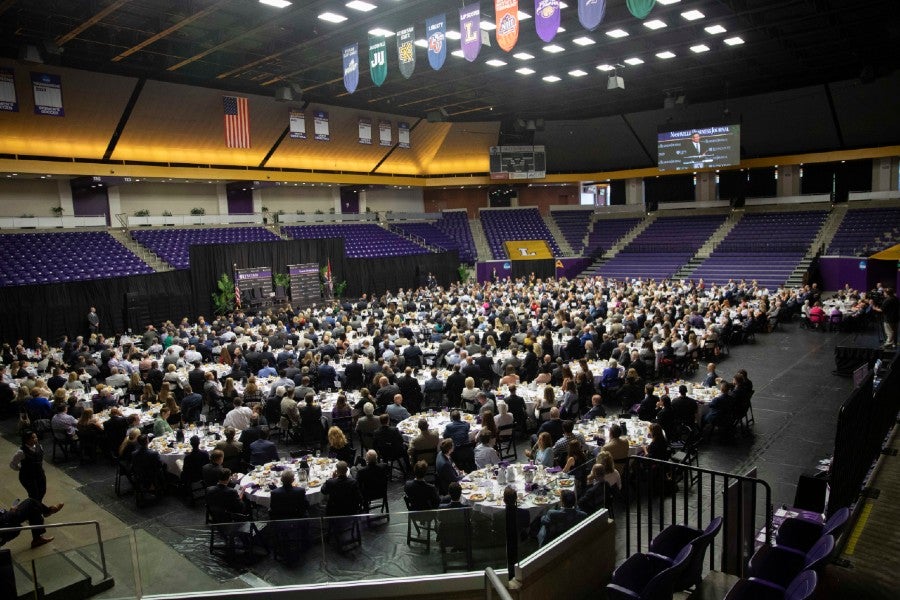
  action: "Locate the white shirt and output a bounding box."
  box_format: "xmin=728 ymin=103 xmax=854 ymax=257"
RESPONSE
xmin=223 ymin=406 xmax=253 ymax=430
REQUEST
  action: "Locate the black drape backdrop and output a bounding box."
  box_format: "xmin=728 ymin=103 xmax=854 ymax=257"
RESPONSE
xmin=2 ymin=240 xmax=459 ymax=344
xmin=510 ymin=259 xmax=555 ymax=281
xmin=0 ymin=270 xmax=192 ymax=344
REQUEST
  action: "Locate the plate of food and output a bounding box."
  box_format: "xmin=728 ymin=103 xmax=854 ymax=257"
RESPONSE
xmin=460 ymin=482 xmax=477 ymax=490
xmin=558 ymin=478 xmax=575 ymax=487
xmin=467 ymin=493 xmax=486 ymax=502
xmin=532 ymin=496 xmax=550 ymax=505
xmin=307 ymin=479 xmax=322 ymax=488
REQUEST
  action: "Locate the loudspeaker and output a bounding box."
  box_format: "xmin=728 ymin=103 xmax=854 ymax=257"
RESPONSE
xmin=274 ymin=87 xmax=293 ymax=102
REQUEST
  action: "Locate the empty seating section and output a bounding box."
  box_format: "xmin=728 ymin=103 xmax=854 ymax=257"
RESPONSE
xmin=584 ymin=217 xmax=643 ymax=257
xmin=131 ymin=227 xmax=281 ymax=269
xmin=691 ymin=211 xmax=828 ymax=288
xmin=394 ymin=217 xmax=476 ymax=263
xmin=598 ymin=215 xmax=726 ymax=280
xmin=283 ymin=224 xmax=427 ymax=258
xmin=0 ymin=232 xmax=152 ymax=287
xmin=432 ymin=211 xmax=477 ymax=263
xmin=826 ymin=206 xmax=900 ymax=256
xmin=481 ymin=208 xmax=562 ymax=259
xmin=551 ymin=209 xmax=594 ymax=253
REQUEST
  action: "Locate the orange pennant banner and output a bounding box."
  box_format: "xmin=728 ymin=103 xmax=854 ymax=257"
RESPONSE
xmin=495 ymin=0 xmax=520 ymax=52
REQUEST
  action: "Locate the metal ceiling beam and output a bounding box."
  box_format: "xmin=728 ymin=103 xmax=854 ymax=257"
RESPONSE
xmin=112 ymin=0 xmax=229 ymax=62
xmin=55 ymin=0 xmax=131 ymax=47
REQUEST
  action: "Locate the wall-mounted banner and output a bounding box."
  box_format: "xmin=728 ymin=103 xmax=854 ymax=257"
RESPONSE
xmin=0 ymin=68 xmax=18 ymax=112
xmin=578 ymin=0 xmax=607 ymax=31
xmin=534 ymin=0 xmax=561 ymax=43
xmin=426 ymin=14 xmax=447 ymax=71
xmin=31 ymin=72 xmax=63 ymax=116
xmin=379 ymin=119 xmax=392 ymax=146
xmin=459 ymin=3 xmax=482 ymax=62
xmin=342 ymin=43 xmax=359 ymax=94
xmin=397 ymin=26 xmax=417 ymax=79
xmin=495 ymin=0 xmax=520 ymax=52
xmin=313 ymin=110 xmax=330 ymax=141
xmin=504 ymin=239 xmax=553 ymax=260
xmin=289 ymin=110 xmax=306 ymax=139
xmin=398 ymin=121 xmax=411 ymax=148
xmin=358 ymin=116 xmax=372 ymax=145
xmin=369 ymin=35 xmax=388 ymax=86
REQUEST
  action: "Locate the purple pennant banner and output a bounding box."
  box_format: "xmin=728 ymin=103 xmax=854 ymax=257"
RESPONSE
xmin=459 ymin=3 xmax=482 ymax=63
xmin=534 ymin=0 xmax=561 ymax=43
xmin=578 ymin=0 xmax=607 ymax=31
xmin=342 ymin=43 xmax=359 ymax=94
xmin=426 ymin=14 xmax=447 ymax=71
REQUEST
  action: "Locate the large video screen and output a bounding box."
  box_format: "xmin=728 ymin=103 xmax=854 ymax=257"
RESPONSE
xmin=657 ymin=124 xmax=740 ymax=172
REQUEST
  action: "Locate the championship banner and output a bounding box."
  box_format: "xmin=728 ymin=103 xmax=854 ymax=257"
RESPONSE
xmin=426 ymin=14 xmax=447 ymax=71
xmin=369 ymin=35 xmax=388 ymax=86
xmin=534 ymin=0 xmax=561 ymax=43
xmin=289 ymin=110 xmax=306 ymax=139
xmin=342 ymin=43 xmax=359 ymax=94
xmin=313 ymin=110 xmax=330 ymax=141
xmin=398 ymin=121 xmax=411 ymax=149
xmin=378 ymin=119 xmax=392 ymax=146
xmin=505 ymin=239 xmax=553 ymax=260
xmin=31 ymin=72 xmax=63 ymax=116
xmin=397 ymin=26 xmax=417 ymax=79
xmin=626 ymin=0 xmax=656 ymax=20
xmin=495 ymin=0 xmax=520 ymax=52
xmin=0 ymin=68 xmax=18 ymax=112
xmin=578 ymin=0 xmax=607 ymax=31
xmin=358 ymin=116 xmax=372 ymax=145
xmin=460 ymin=3 xmax=482 ymax=62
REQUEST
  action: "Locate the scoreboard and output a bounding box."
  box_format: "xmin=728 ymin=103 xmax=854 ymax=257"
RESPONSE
xmin=489 ymin=145 xmax=547 ymax=180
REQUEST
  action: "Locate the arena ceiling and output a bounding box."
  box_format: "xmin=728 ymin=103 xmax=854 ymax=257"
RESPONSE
xmin=1 ymin=0 xmax=898 ymax=124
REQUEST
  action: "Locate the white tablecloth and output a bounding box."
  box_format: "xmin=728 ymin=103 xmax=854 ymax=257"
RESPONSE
xmin=238 ymin=457 xmax=338 ymax=509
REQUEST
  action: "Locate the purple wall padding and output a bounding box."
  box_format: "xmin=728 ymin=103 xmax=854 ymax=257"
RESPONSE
xmin=819 ymin=257 xmax=869 ymax=291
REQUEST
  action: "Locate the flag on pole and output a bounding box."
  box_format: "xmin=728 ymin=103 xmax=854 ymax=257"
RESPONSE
xmin=326 ymin=259 xmax=334 ymax=294
xmin=223 ymin=96 xmax=250 ymax=148
xmin=234 ymin=283 xmax=242 ymax=308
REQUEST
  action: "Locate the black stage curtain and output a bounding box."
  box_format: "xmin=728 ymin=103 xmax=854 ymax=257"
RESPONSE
xmin=189 ymin=238 xmax=347 ymax=317
xmin=343 ymin=251 xmax=459 ymax=297
xmin=510 ymin=259 xmax=554 ymax=281
xmin=0 ymin=270 xmax=192 ymax=344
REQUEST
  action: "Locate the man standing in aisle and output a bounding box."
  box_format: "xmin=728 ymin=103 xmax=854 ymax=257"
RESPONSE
xmin=874 ymin=287 xmax=898 ymax=348
xmin=87 ymin=307 xmax=100 ymax=335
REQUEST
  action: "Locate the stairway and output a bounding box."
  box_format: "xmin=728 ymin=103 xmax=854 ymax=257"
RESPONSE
xmin=469 ymin=218 xmax=491 ymax=261
xmin=11 ymin=545 xmax=115 ymax=600
xmin=384 ymin=223 xmax=439 ymax=253
xmin=542 ymin=214 xmax=573 ymax=256
xmin=581 ymin=214 xmax=656 ymax=277
xmin=107 ymin=229 xmax=171 ymax=272
xmin=785 ymin=203 xmax=848 ymax=287
xmin=673 ymin=210 xmax=743 ymax=279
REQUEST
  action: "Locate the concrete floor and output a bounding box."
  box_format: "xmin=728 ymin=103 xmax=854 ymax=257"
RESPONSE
xmin=0 ymin=320 xmax=882 ymax=598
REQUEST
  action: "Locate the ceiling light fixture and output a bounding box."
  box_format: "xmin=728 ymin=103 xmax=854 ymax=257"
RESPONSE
xmin=517 ymin=11 xmax=532 ymax=20
xmin=414 ymin=38 xmax=428 ymax=48
xmin=724 ymin=36 xmax=745 ymax=46
xmin=656 ymin=0 xmax=680 ymax=4
xmin=513 ymin=52 xmax=535 ymax=60
xmin=318 ymin=11 xmax=347 ymax=23
xmin=606 ymin=28 xmax=629 ymax=38
xmin=480 ymin=21 xmax=496 ymax=31
xmin=451 ymin=49 xmax=464 ymax=57
xmin=705 ymin=24 xmax=727 ymax=35
xmin=368 ymin=27 xmax=395 ymax=37
xmin=568 ymin=69 xmax=588 ymax=77
xmin=656 ymin=50 xmax=676 ymax=59
xmin=543 ymin=75 xmax=561 ymax=82
xmin=572 ymin=36 xmax=595 ymax=46
xmin=259 ymin=0 xmax=291 ymax=7
xmin=345 ymin=0 xmax=376 ymax=11
xmin=596 ymin=63 xmax=615 ymax=71
xmin=486 ymin=59 xmax=507 ymax=67
xmin=624 ymin=57 xmax=644 ymax=65
xmin=516 ymin=67 xmax=535 ymax=75
xmin=445 ymin=30 xmax=461 ymax=40
xmin=681 ymin=10 xmax=705 ymax=21
xmin=690 ymin=44 xmax=710 ymax=53
xmin=643 ymin=19 xmax=667 ymax=30
xmin=543 ymin=44 xmax=565 ymax=53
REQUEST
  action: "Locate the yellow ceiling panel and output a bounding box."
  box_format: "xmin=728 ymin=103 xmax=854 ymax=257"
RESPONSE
xmin=375 ymin=121 xmax=452 ymax=175
xmin=0 ymin=59 xmax=135 ymax=159
xmin=423 ymin=122 xmax=499 ymax=175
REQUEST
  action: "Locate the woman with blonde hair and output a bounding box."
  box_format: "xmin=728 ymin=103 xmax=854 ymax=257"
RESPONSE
xmin=127 ymin=372 xmax=144 ymax=397
xmin=594 ymin=450 xmax=621 ymax=490
xmin=157 ymin=382 xmax=173 ymax=407
xmin=461 ymin=376 xmax=479 ymax=409
xmin=64 ymin=371 xmax=84 ymax=392
xmin=326 ymin=426 xmax=355 ymax=464
xmin=241 ymin=377 xmax=261 ymax=404
xmin=118 ymin=428 xmax=141 ymax=461
xmin=139 ymin=383 xmax=156 ymax=407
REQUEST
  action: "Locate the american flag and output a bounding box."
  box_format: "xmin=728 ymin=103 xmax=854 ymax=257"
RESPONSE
xmin=234 ymin=283 xmax=242 ymax=308
xmin=223 ymin=96 xmax=250 ymax=148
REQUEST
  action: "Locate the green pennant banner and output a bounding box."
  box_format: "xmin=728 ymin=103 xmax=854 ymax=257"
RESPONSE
xmin=369 ymin=34 xmax=388 ymax=87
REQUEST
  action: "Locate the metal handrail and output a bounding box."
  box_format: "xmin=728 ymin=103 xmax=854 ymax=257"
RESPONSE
xmin=484 ymin=567 xmax=514 ymax=600
xmin=0 ymin=520 xmax=108 ymax=579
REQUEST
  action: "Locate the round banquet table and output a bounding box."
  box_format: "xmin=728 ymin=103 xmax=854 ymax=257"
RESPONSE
xmin=238 ymin=456 xmax=338 ymax=509
xmin=459 ymin=464 xmax=576 ymax=519
xmin=149 ymin=423 xmax=237 ymax=476
xmin=574 ymin=416 xmax=653 ymax=454
xmin=397 ymin=411 xmax=481 ymax=444
xmin=655 ymin=380 xmax=718 ymax=423
xmin=95 ymin=403 xmax=159 ymax=429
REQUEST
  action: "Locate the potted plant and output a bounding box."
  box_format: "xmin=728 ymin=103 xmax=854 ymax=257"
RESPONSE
xmin=134 ymin=209 xmax=150 ymax=217
xmin=273 ymin=272 xmax=290 ymax=291
xmin=162 ymin=210 xmax=172 ymax=216
xmin=261 ymin=206 xmax=269 ymax=224
xmin=190 ymin=207 xmax=206 ymax=215
xmin=458 ymin=264 xmax=472 ymax=282
xmin=51 ymin=206 xmax=64 ymax=217
xmin=211 ymin=273 xmax=236 ymax=315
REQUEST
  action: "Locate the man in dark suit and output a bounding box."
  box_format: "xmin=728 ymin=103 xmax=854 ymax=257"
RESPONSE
xmin=685 ymin=132 xmax=707 ymax=158
xmin=321 ymin=461 xmax=364 ymax=517
xmin=435 ymin=438 xmax=463 ymax=495
xmin=180 ymin=435 xmax=209 ymax=488
xmin=249 ymin=428 xmax=279 ymax=466
xmin=423 ymin=368 xmax=444 ymax=399
xmin=537 ymin=489 xmax=587 ymax=546
xmin=373 ymin=414 xmax=410 ymax=475
xmin=584 ymin=394 xmax=607 ymax=420
xmin=187 ymin=363 xmax=206 ymax=395
xmin=402 ymin=340 xmax=424 ymax=368
xmin=404 ymin=460 xmax=440 ymax=509
xmin=504 ymin=384 xmax=528 ymax=432
xmin=269 ymin=470 xmax=309 ymax=520
xmin=356 ymin=449 xmax=391 ymax=510
xmin=316 ymin=356 xmax=338 ymax=391
xmin=397 ymin=367 xmax=423 ymax=415
xmin=206 ymin=468 xmax=247 ymax=518
xmin=131 ymin=434 xmax=166 ymax=491
xmin=374 ymin=376 xmax=401 ymax=411
xmin=444 ymin=365 xmax=466 ymax=409
xmin=671 ymin=385 xmax=699 ymax=425
xmin=202 ymin=449 xmax=228 ymax=487
xmin=438 ymin=481 xmax=466 ymax=509
xmin=343 ymin=354 xmax=365 ymax=391
xmin=145 ymin=361 xmax=164 ymax=392
xmin=180 ymin=384 xmax=203 ymax=424
xmin=703 ymin=382 xmax=735 ymax=432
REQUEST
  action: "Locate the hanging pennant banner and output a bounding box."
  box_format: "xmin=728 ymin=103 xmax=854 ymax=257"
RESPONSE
xmin=459 ymin=3 xmax=482 ymax=63
xmin=359 ymin=117 xmax=372 ymax=145
xmin=342 ymin=43 xmax=359 ymax=94
xmin=495 ymin=0 xmax=519 ymax=52
xmin=626 ymin=0 xmax=656 ymax=19
xmin=369 ymin=35 xmax=388 ymax=86
xmin=534 ymin=0 xmax=561 ymax=43
xmin=398 ymin=121 xmax=411 ymax=149
xmin=379 ymin=120 xmax=392 ymax=146
xmin=289 ymin=110 xmax=306 ymax=139
xmin=314 ymin=110 xmax=330 ymax=141
xmin=0 ymin=68 xmax=18 ymax=112
xmin=31 ymin=72 xmax=63 ymax=116
xmin=578 ymin=0 xmax=607 ymax=31
xmin=397 ymin=26 xmax=417 ymax=79
xmin=426 ymin=14 xmax=447 ymax=71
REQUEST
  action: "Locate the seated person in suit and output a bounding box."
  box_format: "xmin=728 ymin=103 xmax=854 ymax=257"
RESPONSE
xmin=214 ymin=426 xmax=244 ymax=470
xmin=202 ymin=449 xmax=228 ymax=487
xmin=373 ymin=414 xmax=410 ymax=474
xmin=408 ymin=418 xmax=440 ymax=464
xmin=249 ymin=428 xmax=279 ymax=466
xmin=385 ymin=393 xmax=411 ymax=424
xmin=537 ymin=489 xmax=587 ymax=546
xmin=179 ymin=434 xmax=210 ymax=487
xmin=438 ymin=481 xmax=466 ymax=509
xmin=355 ymin=449 xmax=391 ymax=509
xmin=601 ymin=423 xmax=630 ymax=464
xmin=131 ymin=434 xmax=166 ymax=492
xmin=179 ymin=384 xmax=203 ymax=424
xmin=703 ymin=381 xmax=736 ymax=432
xmin=404 ymin=459 xmax=440 ymax=510
xmin=584 ymin=394 xmax=607 ymax=420
xmin=205 ymin=468 xmax=248 ymax=520
xmin=435 ymin=438 xmax=463 ymax=495
xmin=269 ymin=470 xmax=309 ymax=520
xmin=321 ymin=461 xmax=364 ymax=517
